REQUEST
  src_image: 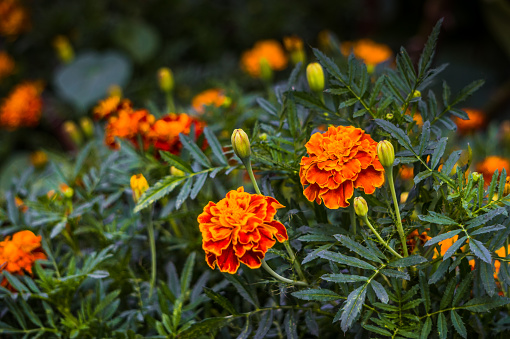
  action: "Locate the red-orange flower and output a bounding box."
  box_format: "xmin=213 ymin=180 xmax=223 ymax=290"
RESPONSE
xmin=149 ymin=113 xmax=205 ymax=154
xmin=197 ymin=187 xmax=288 ymax=274
xmin=476 ymin=156 xmax=510 ymax=187
xmin=341 ymin=39 xmax=392 ymax=70
xmin=0 ymin=82 xmax=43 ymax=130
xmin=406 ymin=229 xmax=431 ymax=253
xmin=191 ymin=88 xmax=228 ymax=114
xmin=240 ymin=40 xmax=288 ymax=78
xmin=300 ymin=126 xmax=385 ymax=209
xmin=0 ymin=230 xmax=46 ymax=289
xmin=104 ymin=108 xmax=155 ymax=150
xmin=453 ymin=108 xmax=486 ymax=135
xmin=0 ymin=51 xmax=15 ymax=80
xmin=93 ymin=96 xmax=131 ymax=120
xmin=0 ymin=0 xmax=30 ymax=37
xmin=400 ymin=165 xmax=414 ymax=181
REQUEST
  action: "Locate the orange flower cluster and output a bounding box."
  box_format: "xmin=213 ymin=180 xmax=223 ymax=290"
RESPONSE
xmin=197 ymin=187 xmax=288 ymax=274
xmin=341 ymin=39 xmax=392 ymax=70
xmin=0 ymin=0 xmax=30 ymax=37
xmin=191 ymin=88 xmax=229 ymax=114
xmin=0 ymin=51 xmax=15 ymax=80
xmin=95 ymin=97 xmax=205 ymax=154
xmin=475 ymin=156 xmax=510 ymax=186
xmin=300 ymin=126 xmax=385 ymax=209
xmin=240 ymin=40 xmax=288 ymax=78
xmin=0 ymin=82 xmax=43 ymax=130
xmin=0 ymin=230 xmax=46 ymax=289
xmin=400 ymin=165 xmax=414 ymax=181
xmin=406 ymin=229 xmax=431 ymax=253
xmin=453 ymin=108 xmax=486 ymax=135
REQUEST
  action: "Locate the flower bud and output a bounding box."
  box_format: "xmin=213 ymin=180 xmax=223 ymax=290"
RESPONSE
xmin=158 ymin=67 xmax=174 ymax=93
xmin=80 ymin=117 xmax=94 ymax=138
xmin=63 ymin=121 xmax=83 ymax=146
xmin=472 ymin=172 xmax=481 ymax=182
xmin=306 ymin=62 xmax=325 ymax=93
xmin=412 ymin=90 xmax=421 ymax=98
xmin=354 ymin=197 xmax=368 ymax=217
xmin=231 ymin=129 xmax=251 ymax=160
xmin=108 ymin=84 xmax=122 ymax=98
xmin=59 ymin=183 xmax=74 ymax=198
xmin=504 ymin=177 xmax=510 ymax=196
xmin=284 ymin=36 xmax=306 ymax=65
xmin=30 ymin=150 xmax=48 ymax=169
xmin=53 ymin=35 xmax=74 ymax=64
xmin=386 ymin=113 xmax=393 ymax=120
xmin=377 ymin=140 xmax=395 ymax=167
xmin=130 ymin=174 xmax=149 ymax=204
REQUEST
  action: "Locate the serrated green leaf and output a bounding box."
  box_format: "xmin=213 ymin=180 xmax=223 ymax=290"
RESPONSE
xmin=470 ymin=224 xmax=505 ymax=236
xmin=284 ymin=311 xmax=298 ymax=339
xmin=425 ymin=230 xmax=462 ymax=246
xmin=313 ymin=48 xmax=346 ymax=83
xmin=256 ymin=97 xmax=278 ymax=116
xmin=190 ymin=172 xmax=207 ymax=200
xmin=402 ymin=298 xmax=423 ymax=310
xmin=375 ymin=119 xmax=413 ymax=152
xmin=363 ymin=324 xmax=392 ymax=337
xmin=437 ymin=313 xmax=447 ymax=339
xmin=441 ymin=150 xmax=462 ymax=177
xmin=451 ymin=310 xmax=467 ymax=338
xmin=443 ymin=235 xmax=467 ymax=260
xmin=294 ymin=91 xmax=334 ymax=113
xmin=134 ymin=175 xmax=186 ymax=212
xmin=466 ymin=207 xmax=507 ymax=230
xmin=419 ymin=271 xmax=431 ymax=312
xmin=452 ymin=272 xmax=473 ymax=306
xmin=470 ymin=239 xmax=492 ymax=264
xmin=369 ymin=75 xmax=386 ymax=107
xmin=420 ymin=317 xmax=432 ymax=339
xmin=175 ymin=178 xmax=192 ymax=209
xmin=419 ymin=212 xmax=457 ymax=226
xmin=203 ymin=127 xmax=228 ymax=165
xmin=429 ymin=259 xmax=451 ymax=284
xmin=321 ymin=273 xmax=368 ymax=283
xmin=419 ymin=121 xmax=431 ymax=156
xmin=298 ymin=234 xmax=336 ymax=242
xmin=180 ymin=133 xmax=211 ymax=168
xmin=461 ymin=296 xmax=510 ymax=312
xmin=414 ymin=170 xmax=433 ymax=184
xmin=430 ymin=137 xmax=447 ymax=170
xmin=224 ymin=274 xmax=258 ymax=307
xmin=389 ymin=255 xmax=427 ymax=267
xmin=292 ymin=288 xmax=340 ymax=301
xmin=334 ymin=234 xmax=382 ymax=263
xmin=418 ymin=18 xmax=443 ymax=78
xmin=204 ymin=288 xmax=238 ymax=315
xmin=159 ymin=151 xmax=193 ymax=173
xmin=440 ymin=278 xmax=457 ymax=309
xmin=180 ymin=252 xmax=196 ymax=295
xmin=449 ymin=79 xmax=485 ymax=107
xmin=480 ymin=261 xmax=496 ymax=296
xmin=178 ymin=317 xmax=234 ymax=339
xmin=318 ymin=250 xmax=376 ymax=270
xmin=254 ymin=310 xmax=273 ymax=339
xmin=371 ymin=280 xmax=389 ymax=303
xmin=381 ymin=269 xmax=410 ymax=280
xmin=340 ymin=285 xmax=367 ymax=331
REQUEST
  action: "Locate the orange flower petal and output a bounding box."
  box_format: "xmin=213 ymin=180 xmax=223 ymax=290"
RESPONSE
xmin=354 ymin=166 xmax=385 ymax=194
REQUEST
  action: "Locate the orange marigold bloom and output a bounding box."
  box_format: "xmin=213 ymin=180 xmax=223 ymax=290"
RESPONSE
xmin=406 ymin=229 xmax=431 ymax=253
xmin=400 ymin=165 xmax=414 ymax=181
xmin=0 ymin=51 xmax=15 ymax=80
xmin=300 ymin=126 xmax=385 ymax=209
xmin=93 ymin=96 xmax=131 ymax=120
xmin=453 ymin=108 xmax=486 ymax=135
xmin=0 ymin=230 xmax=46 ymax=289
xmin=149 ymin=113 xmax=205 ymax=154
xmin=197 ymin=187 xmax=288 ymax=274
xmin=191 ymin=88 xmax=228 ymax=114
xmin=0 ymin=82 xmax=43 ymax=130
xmin=0 ymin=0 xmax=30 ymax=37
xmin=104 ymin=108 xmax=155 ymax=150
xmin=341 ymin=39 xmax=392 ymax=68
xmin=240 ymin=40 xmax=288 ymax=78
xmin=476 ymin=156 xmax=510 ymax=187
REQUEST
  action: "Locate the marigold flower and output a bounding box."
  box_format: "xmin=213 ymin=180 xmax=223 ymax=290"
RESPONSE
xmin=104 ymin=108 xmax=155 ymax=150
xmin=197 ymin=187 xmax=288 ymax=274
xmin=400 ymin=165 xmax=414 ymax=181
xmin=406 ymin=229 xmax=431 ymax=253
xmin=93 ymin=96 xmax=130 ymax=120
xmin=453 ymin=108 xmax=486 ymax=135
xmin=149 ymin=113 xmax=205 ymax=154
xmin=300 ymin=126 xmax=385 ymax=209
xmin=130 ymin=174 xmax=149 ymax=203
xmin=476 ymin=156 xmax=510 ymax=187
xmin=0 ymin=230 xmax=46 ymax=289
xmin=240 ymin=40 xmax=288 ymax=78
xmin=283 ymin=35 xmax=305 ymax=65
xmin=341 ymin=39 xmax=392 ymax=71
xmin=0 ymin=82 xmax=43 ymax=130
xmin=0 ymin=51 xmax=15 ymax=80
xmin=0 ymin=0 xmax=30 ymax=37
xmin=192 ymin=88 xmax=228 ymax=114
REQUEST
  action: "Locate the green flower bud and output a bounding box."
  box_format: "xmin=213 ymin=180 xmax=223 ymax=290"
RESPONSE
xmin=158 ymin=67 xmax=174 ymax=93
xmin=306 ymin=62 xmax=325 ymax=93
xmin=354 ymin=197 xmax=368 ymax=217
xmin=231 ymin=129 xmax=251 ymax=160
xmin=412 ymin=90 xmax=421 ymax=98
xmin=472 ymin=172 xmax=481 ymax=182
xmin=386 ymin=113 xmax=394 ymax=120
xmin=377 ymin=140 xmax=395 ymax=167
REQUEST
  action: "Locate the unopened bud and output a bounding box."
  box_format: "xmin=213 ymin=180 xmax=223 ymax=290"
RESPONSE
xmin=354 ymin=197 xmax=368 ymax=217
xmin=386 ymin=113 xmax=394 ymax=120
xmin=231 ymin=129 xmax=251 ymax=160
xmin=158 ymin=67 xmax=174 ymax=93
xmin=130 ymin=174 xmax=149 ymax=204
xmin=284 ymin=36 xmax=306 ymax=66
xmin=259 ymin=58 xmax=273 ymax=82
xmin=80 ymin=117 xmax=94 ymax=138
xmin=306 ymin=62 xmax=325 ymax=93
xmin=504 ymin=177 xmax=510 ymax=197
xmin=30 ymin=150 xmax=48 ymax=169
xmin=377 ymin=140 xmax=395 ymax=167
xmin=108 ymin=84 xmax=122 ymax=98
xmin=412 ymin=90 xmax=421 ymax=98
xmin=53 ymin=35 xmax=74 ymax=64
xmin=259 ymin=133 xmax=268 ymax=141
xmin=59 ymin=183 xmax=74 ymax=198
xmin=63 ymin=121 xmax=83 ymax=146
xmin=170 ymin=166 xmax=185 ymax=176
xmin=366 ymin=64 xmax=375 ymax=74
xmin=472 ymin=172 xmax=481 ymax=182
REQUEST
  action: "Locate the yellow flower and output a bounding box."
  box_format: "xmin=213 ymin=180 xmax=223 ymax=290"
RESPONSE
xmin=130 ymin=174 xmax=149 ymax=203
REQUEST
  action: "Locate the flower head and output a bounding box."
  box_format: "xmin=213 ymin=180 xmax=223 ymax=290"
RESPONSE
xmin=341 ymin=39 xmax=392 ymax=71
xmin=197 ymin=187 xmax=288 ymax=274
xmin=192 ymin=88 xmax=229 ymax=114
xmin=283 ymin=35 xmax=305 ymax=65
xmin=104 ymin=108 xmax=155 ymax=150
xmin=241 ymin=40 xmax=288 ymax=78
xmin=0 ymin=82 xmax=43 ymax=130
xmin=130 ymin=174 xmax=149 ymax=203
xmin=0 ymin=51 xmax=15 ymax=80
xmin=0 ymin=0 xmax=30 ymax=37
xmin=93 ymin=96 xmax=130 ymax=120
xmin=0 ymin=230 xmax=46 ymax=290
xmin=476 ymin=156 xmax=510 ymax=187
xmin=406 ymin=230 xmax=431 ymax=253
xmin=300 ymin=126 xmax=385 ymax=209
xmin=149 ymin=113 xmax=205 ymax=154
xmin=453 ymin=108 xmax=486 ymax=135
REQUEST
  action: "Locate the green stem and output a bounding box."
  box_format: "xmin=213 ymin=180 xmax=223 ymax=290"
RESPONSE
xmin=245 ymin=160 xmax=262 ymax=195
xmin=349 ymin=197 xmax=357 ymax=235
xmin=261 ymin=260 xmax=308 ymax=286
xmin=165 ymin=91 xmax=175 ymax=113
xmin=283 ymin=240 xmax=308 ymax=284
xmin=360 ymin=215 xmax=402 ymax=259
xmin=146 ymin=210 xmax=157 ymax=297
xmin=386 ymin=166 xmax=408 ymax=257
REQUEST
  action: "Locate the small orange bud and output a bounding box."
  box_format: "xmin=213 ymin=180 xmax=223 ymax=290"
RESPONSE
xmin=354 ymin=197 xmax=368 ymax=217
xmin=15 ymin=197 xmax=28 ymax=213
xmin=377 ymin=140 xmax=395 ymax=168
xmin=157 ymin=67 xmax=174 ymax=93
xmin=130 ymin=174 xmax=149 ymax=204
xmin=59 ymin=183 xmax=74 ymax=198
xmin=231 ymin=129 xmax=251 ymax=160
xmin=306 ymin=62 xmax=325 ymax=93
